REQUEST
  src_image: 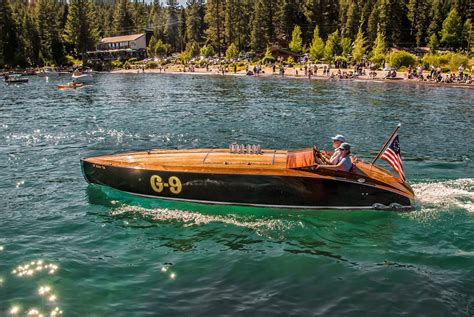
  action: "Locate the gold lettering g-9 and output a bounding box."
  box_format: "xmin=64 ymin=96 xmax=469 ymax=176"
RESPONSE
xmin=150 ymin=175 xmax=164 ymax=193
xmin=169 ymin=176 xmax=182 ymax=194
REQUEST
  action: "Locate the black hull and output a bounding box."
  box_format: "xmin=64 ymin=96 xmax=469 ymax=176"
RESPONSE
xmin=81 ymin=160 xmax=412 ymax=210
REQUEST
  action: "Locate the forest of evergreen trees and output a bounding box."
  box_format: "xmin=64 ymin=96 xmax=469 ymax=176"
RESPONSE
xmin=0 ymin=0 xmax=472 ymax=68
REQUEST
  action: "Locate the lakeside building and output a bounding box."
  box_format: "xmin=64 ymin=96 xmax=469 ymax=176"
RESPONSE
xmin=86 ymin=31 xmax=153 ymax=62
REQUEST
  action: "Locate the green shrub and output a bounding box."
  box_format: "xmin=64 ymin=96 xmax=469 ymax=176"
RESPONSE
xmin=111 ymin=60 xmax=123 ymax=68
xmin=420 ymin=52 xmax=469 ymax=71
xmin=448 ymin=52 xmax=469 ymax=71
xmin=65 ymin=55 xmax=82 ymax=66
xmin=421 ymin=53 xmax=448 ymax=68
xmin=387 ymin=51 xmax=417 ymax=69
xmin=123 ymin=61 xmax=131 ymax=69
xmin=146 ymin=61 xmax=159 ymax=69
xmin=261 ymin=56 xmax=275 ymax=64
xmin=287 ymin=56 xmax=295 ymax=66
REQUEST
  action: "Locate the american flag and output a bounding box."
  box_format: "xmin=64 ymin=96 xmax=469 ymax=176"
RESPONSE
xmin=381 ymin=135 xmax=406 ymax=181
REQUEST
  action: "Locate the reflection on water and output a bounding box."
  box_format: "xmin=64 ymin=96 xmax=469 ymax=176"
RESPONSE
xmin=6 ymin=259 xmax=62 ymax=316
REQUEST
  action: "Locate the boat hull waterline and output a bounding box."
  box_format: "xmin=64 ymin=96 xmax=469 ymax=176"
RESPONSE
xmin=81 ymin=149 xmax=415 ymax=211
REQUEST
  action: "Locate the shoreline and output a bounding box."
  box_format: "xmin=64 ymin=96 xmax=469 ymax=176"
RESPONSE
xmin=108 ymin=67 xmax=474 ymax=89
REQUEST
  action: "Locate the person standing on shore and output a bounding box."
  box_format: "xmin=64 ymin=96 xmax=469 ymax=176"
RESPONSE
xmin=458 ymin=64 xmax=464 ymax=80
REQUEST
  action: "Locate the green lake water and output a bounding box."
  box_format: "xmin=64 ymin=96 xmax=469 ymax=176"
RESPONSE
xmin=1 ymin=73 xmax=473 ymax=316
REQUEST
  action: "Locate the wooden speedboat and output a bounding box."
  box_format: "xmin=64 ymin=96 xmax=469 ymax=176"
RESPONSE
xmin=81 ymin=146 xmax=415 ymax=210
xmin=57 ymin=83 xmax=83 ymax=89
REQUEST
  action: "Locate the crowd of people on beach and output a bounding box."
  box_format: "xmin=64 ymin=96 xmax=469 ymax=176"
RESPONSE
xmin=403 ymin=64 xmax=472 ymax=84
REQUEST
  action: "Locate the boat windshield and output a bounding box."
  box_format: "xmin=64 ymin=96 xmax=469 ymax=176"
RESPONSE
xmin=286 ymin=150 xmax=315 ymax=168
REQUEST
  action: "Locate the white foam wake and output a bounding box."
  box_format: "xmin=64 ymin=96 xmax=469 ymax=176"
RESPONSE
xmin=412 ymin=178 xmax=474 ymax=212
xmin=110 ymin=205 xmax=299 ymax=232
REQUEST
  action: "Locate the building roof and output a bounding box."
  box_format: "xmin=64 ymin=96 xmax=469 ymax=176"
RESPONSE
xmin=100 ymin=34 xmax=145 ymax=44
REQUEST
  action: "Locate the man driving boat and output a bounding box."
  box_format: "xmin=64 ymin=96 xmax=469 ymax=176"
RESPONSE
xmin=329 ymin=134 xmax=345 ymax=164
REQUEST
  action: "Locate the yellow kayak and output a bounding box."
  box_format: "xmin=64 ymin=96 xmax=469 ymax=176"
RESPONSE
xmin=57 ymin=83 xmax=83 ymax=89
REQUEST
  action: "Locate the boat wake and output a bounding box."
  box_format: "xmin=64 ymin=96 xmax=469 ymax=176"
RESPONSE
xmin=110 ymin=204 xmax=301 ymax=233
xmin=412 ymin=178 xmax=474 ymax=212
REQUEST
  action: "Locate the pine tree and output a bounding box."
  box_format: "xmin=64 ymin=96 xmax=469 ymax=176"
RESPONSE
xmin=131 ymin=1 xmax=149 ymax=34
xmin=427 ymin=0 xmax=443 ymax=40
xmin=370 ymin=25 xmax=386 ymax=65
xmin=0 ymin=0 xmax=5 ymax=66
xmin=234 ymin=0 xmax=253 ymax=51
xmin=200 ymin=44 xmax=215 ymax=57
xmin=343 ymin=0 xmax=359 ymax=39
xmin=112 ymin=0 xmax=134 ymax=36
xmin=275 ymin=0 xmax=305 ymax=44
xmin=305 ymin=0 xmax=339 ymax=38
xmin=63 ymin=0 xmax=99 ymax=57
xmin=178 ymin=6 xmax=186 ymax=52
xmin=147 ymin=35 xmax=156 ymax=57
xmin=185 ymin=40 xmax=200 ymax=57
xmin=165 ymin=0 xmax=179 ymax=51
xmin=304 ymin=0 xmax=321 ymax=37
xmin=324 ymin=30 xmax=340 ymax=61
xmin=224 ymin=0 xmax=237 ymax=46
xmin=251 ymin=0 xmax=267 ymax=52
xmin=225 ymin=42 xmax=238 ymax=59
xmin=289 ymin=25 xmax=303 ymax=52
xmin=155 ymin=39 xmax=170 ymax=57
xmin=150 ymin=1 xmax=166 ymax=42
xmin=20 ymin=7 xmax=41 ymax=66
xmin=185 ymin=0 xmax=202 ymax=43
xmin=250 ymin=0 xmax=278 ymax=50
xmin=340 ymin=37 xmax=352 ymax=57
xmin=440 ymin=8 xmax=463 ymax=48
xmin=204 ymin=0 xmax=225 ymax=55
xmin=309 ymin=25 xmax=324 ymax=61
xmin=0 ymin=0 xmax=18 ymax=66
xmin=36 ymin=0 xmax=63 ymax=65
xmin=407 ymin=0 xmax=429 ymax=46
xmin=352 ymin=26 xmax=366 ymax=63
xmin=463 ymin=19 xmax=472 ymax=51
xmin=427 ymin=33 xmax=439 ymax=53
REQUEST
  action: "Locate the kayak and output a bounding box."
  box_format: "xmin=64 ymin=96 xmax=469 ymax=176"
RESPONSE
xmin=57 ymin=83 xmax=83 ymax=89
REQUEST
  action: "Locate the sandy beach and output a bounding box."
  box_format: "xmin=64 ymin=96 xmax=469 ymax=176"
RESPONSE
xmin=109 ymin=64 xmax=474 ymax=89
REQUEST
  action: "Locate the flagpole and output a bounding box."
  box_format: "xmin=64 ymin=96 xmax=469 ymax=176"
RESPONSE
xmin=371 ymin=123 xmax=401 ymax=165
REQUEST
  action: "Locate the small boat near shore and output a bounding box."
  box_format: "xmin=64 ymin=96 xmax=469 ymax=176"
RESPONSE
xmin=4 ymin=74 xmax=29 ymax=84
xmin=57 ymin=82 xmax=83 ymax=89
xmin=81 ymin=144 xmax=415 ymax=211
xmin=37 ymin=67 xmax=59 ymax=77
xmin=72 ymin=70 xmax=93 ymax=84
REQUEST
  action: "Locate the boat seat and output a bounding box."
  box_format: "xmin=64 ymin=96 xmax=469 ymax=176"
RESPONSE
xmin=286 ymin=150 xmax=315 ymax=168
